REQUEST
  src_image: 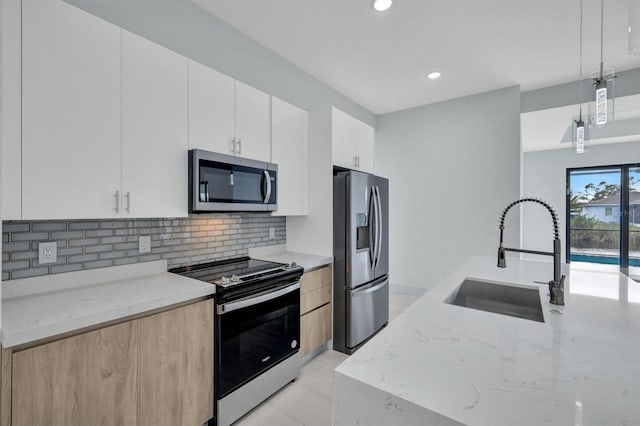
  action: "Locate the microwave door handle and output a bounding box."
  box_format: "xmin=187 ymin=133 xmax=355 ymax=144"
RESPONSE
xmin=217 ymin=282 xmax=300 ymax=314
xmin=263 ymin=170 xmax=272 ymax=203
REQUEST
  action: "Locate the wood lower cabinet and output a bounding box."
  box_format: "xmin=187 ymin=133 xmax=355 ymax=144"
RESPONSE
xmin=137 ymin=299 xmax=213 ymax=426
xmin=299 ymin=266 xmax=333 ymax=357
xmin=300 ymin=303 xmax=332 ymax=357
xmin=11 ymin=321 xmax=138 ymax=426
xmin=4 ymin=299 xmax=213 ymax=426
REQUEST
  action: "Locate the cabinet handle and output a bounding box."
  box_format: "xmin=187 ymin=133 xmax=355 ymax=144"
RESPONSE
xmin=237 ymin=138 xmax=242 ymax=156
xmin=114 ymin=190 xmax=120 ymax=213
xmin=358 ymin=156 xmax=360 ymax=167
xmin=125 ymin=191 xmax=131 ymax=213
xmin=230 ymin=138 xmax=236 ymax=155
xmin=353 ymin=156 xmax=358 ymax=167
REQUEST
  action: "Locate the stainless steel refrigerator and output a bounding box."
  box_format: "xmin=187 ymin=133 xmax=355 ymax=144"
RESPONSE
xmin=333 ymin=170 xmax=389 ymax=354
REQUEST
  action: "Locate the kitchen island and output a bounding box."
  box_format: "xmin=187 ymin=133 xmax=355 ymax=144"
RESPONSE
xmin=333 ymin=257 xmax=640 ymax=425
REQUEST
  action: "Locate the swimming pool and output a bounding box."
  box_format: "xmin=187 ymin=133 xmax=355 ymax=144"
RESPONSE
xmin=570 ymin=253 xmax=640 ymax=267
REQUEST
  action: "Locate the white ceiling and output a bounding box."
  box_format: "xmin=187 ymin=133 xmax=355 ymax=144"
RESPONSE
xmin=521 ymin=94 xmax=640 ymax=151
xmin=193 ymin=0 xmax=640 ymax=114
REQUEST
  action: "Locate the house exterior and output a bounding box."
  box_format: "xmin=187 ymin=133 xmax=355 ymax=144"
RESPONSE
xmin=582 ymin=192 xmax=640 ymax=224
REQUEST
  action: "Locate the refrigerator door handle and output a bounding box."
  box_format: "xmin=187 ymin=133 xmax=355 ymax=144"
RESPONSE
xmin=374 ymin=186 xmax=383 ymax=268
xmin=352 ymin=277 xmax=388 ymax=296
xmin=368 ymin=187 xmax=376 ymax=266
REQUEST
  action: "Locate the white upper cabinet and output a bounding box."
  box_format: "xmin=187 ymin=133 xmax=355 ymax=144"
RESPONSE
xmin=188 ymin=60 xmax=236 ymax=155
xmin=271 ymin=97 xmax=309 ymax=216
xmin=331 ymin=107 xmax=375 ymax=173
xmin=2 ymin=0 xmax=22 ymax=219
xmin=122 ymin=30 xmax=189 ymax=218
xmin=188 ymin=63 xmax=271 ymax=162
xmin=235 ymin=81 xmax=271 ymax=162
xmin=21 ymin=0 xmax=122 ymax=219
xmin=355 ymin=120 xmax=375 ymax=173
xmin=332 ymin=107 xmax=356 ymax=169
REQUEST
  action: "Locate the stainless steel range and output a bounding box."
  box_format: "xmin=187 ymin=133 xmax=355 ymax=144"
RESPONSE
xmin=170 ymin=257 xmax=304 ymax=426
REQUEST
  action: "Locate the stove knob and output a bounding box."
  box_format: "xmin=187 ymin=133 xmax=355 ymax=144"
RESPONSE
xmin=220 ymin=276 xmax=230 ymax=285
xmin=289 ymin=261 xmax=297 ymax=269
xmin=231 ymin=274 xmax=240 ymax=282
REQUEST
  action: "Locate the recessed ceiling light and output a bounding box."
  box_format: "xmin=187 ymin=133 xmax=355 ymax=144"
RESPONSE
xmin=372 ymin=0 xmax=393 ymax=12
xmin=427 ymin=72 xmax=441 ymax=80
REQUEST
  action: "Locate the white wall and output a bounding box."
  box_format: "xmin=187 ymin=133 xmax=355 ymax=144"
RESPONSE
xmin=522 ymin=141 xmax=640 ymax=261
xmin=375 ymin=86 xmax=522 ymax=290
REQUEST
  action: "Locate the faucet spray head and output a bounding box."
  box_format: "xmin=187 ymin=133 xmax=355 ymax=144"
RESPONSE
xmin=497 ymin=246 xmax=507 ymax=268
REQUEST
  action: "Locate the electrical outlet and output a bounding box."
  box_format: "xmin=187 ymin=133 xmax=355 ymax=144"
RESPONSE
xmin=139 ymin=236 xmax=151 ymax=254
xmin=269 ymin=227 xmax=276 ymax=240
xmin=38 ymin=242 xmax=57 ymax=264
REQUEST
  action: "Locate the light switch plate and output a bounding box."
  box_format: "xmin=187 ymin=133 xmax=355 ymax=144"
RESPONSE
xmin=139 ymin=236 xmax=151 ymax=254
xmin=269 ymin=227 xmax=275 ymax=240
xmin=38 ymin=242 xmax=57 ymax=264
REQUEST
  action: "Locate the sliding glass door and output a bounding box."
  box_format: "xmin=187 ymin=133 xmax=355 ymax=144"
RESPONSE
xmin=567 ymin=163 xmax=640 ymax=281
xmin=628 ymin=167 xmax=640 ymax=280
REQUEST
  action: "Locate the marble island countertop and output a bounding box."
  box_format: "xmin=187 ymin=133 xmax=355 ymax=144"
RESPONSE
xmin=1 ymin=260 xmax=215 ymax=348
xmin=333 ymin=256 xmax=640 ymax=426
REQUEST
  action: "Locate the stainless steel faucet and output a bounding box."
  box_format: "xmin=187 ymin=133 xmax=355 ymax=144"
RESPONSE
xmin=497 ymin=198 xmax=566 ymax=305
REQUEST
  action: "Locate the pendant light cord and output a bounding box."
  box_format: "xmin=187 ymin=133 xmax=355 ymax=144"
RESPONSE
xmin=579 ymin=0 xmax=583 ymax=118
xmin=600 ymin=0 xmax=604 ymax=78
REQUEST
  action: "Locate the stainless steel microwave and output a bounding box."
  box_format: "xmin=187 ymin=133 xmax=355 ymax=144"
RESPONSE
xmin=189 ymin=149 xmax=277 ymax=212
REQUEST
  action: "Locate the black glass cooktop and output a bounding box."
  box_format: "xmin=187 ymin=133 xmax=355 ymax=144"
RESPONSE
xmin=169 ymin=256 xmax=296 ymax=288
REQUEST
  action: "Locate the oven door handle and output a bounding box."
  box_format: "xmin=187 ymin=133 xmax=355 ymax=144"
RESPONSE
xmin=217 ymin=282 xmax=300 ymax=315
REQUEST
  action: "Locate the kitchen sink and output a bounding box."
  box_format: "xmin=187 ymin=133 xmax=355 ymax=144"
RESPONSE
xmin=445 ymin=278 xmax=545 ymax=323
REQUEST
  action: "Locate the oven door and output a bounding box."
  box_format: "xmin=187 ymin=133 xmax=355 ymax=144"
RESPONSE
xmin=216 ymin=282 xmax=300 ymax=398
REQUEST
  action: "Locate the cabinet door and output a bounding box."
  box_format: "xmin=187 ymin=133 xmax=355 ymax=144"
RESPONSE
xmin=271 ymin=97 xmax=308 ymax=216
xmin=300 ymin=266 xmax=332 ymax=315
xmin=122 ymin=30 xmax=188 ymax=218
xmin=355 ymin=120 xmax=375 ymax=173
xmin=12 ymin=321 xmax=138 ymax=426
xmin=21 ymin=0 xmax=122 ymax=219
xmin=331 ymin=107 xmax=357 ymax=169
xmin=2 ymin=0 xmax=22 ymax=219
xmin=235 ymin=81 xmax=271 ymax=162
xmin=188 ymin=60 xmax=236 ymax=155
xmin=137 ymin=299 xmax=214 ymax=426
xmin=300 ymin=303 xmax=332 ymax=357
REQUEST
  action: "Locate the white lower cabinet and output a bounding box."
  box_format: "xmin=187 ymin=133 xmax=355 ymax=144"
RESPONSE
xmin=21 ymin=0 xmax=122 ymax=219
xmin=122 ymin=30 xmax=189 ymax=218
xmin=271 ymin=97 xmax=308 ymax=216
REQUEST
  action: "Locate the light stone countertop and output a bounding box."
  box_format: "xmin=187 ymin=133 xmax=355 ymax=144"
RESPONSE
xmin=1 ymin=260 xmax=215 ymax=348
xmin=249 ymin=245 xmax=333 ymax=272
xmin=333 ymin=256 xmax=640 ymax=426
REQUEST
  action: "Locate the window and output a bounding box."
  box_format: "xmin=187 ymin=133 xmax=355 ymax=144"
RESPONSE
xmin=605 ymin=207 xmax=613 ymax=216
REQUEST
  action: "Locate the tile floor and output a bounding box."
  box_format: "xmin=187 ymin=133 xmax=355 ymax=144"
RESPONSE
xmin=235 ymin=290 xmax=420 ymax=426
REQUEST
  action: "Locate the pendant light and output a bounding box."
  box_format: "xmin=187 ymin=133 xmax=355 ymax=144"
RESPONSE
xmin=631 ymin=0 xmax=640 ymax=55
xmin=588 ymin=0 xmax=616 ymax=127
xmin=573 ymin=0 xmax=589 ymax=154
